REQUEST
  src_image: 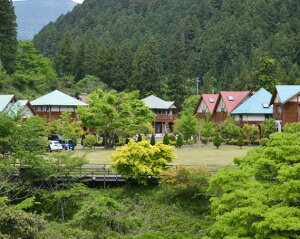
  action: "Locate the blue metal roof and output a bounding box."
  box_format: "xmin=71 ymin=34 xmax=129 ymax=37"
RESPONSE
xmin=275 ymin=85 xmax=300 ymax=103
xmin=0 ymin=95 xmax=15 ymax=112
xmin=31 ymin=90 xmax=89 ymax=106
xmin=231 ymin=88 xmax=273 ymax=114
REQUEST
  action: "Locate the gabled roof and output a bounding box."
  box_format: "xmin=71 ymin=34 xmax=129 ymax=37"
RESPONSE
xmin=231 ymin=88 xmax=273 ymax=115
xmin=31 ymin=90 xmax=89 ymax=106
xmin=142 ymin=95 xmax=176 ymax=109
xmin=0 ymin=95 xmax=17 ymax=112
xmin=194 ymin=94 xmax=218 ymax=114
xmin=8 ymin=100 xmax=36 ymax=116
xmin=214 ymin=91 xmax=253 ymax=113
xmin=270 ymin=85 xmax=300 ymax=105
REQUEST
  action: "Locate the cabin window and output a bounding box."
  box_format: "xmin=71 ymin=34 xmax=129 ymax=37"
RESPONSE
xmin=221 ymin=107 xmax=225 ymax=113
xmin=209 ymin=98 xmax=214 ymax=103
xmin=265 ymin=114 xmax=271 ymax=119
xmin=228 ymin=96 xmax=234 ymax=101
xmin=239 ymin=114 xmax=243 ymax=121
xmin=202 ymin=109 xmax=206 ymax=115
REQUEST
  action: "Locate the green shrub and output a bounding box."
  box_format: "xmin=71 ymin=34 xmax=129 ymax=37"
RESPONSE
xmin=201 ymin=137 xmax=208 ymax=145
xmin=137 ymin=134 xmax=142 ymax=142
xmin=259 ymin=138 xmax=268 ymax=147
xmin=150 ymin=134 xmax=155 ymax=145
xmin=163 ymin=134 xmax=170 ymax=145
xmin=160 ymin=166 xmax=212 ymax=200
xmin=213 ymin=135 xmax=222 ymax=149
xmin=168 ymin=133 xmax=176 ymax=141
xmin=237 ymin=134 xmax=244 ymax=148
xmin=175 ymin=135 xmax=184 ymax=148
xmin=283 ymin=122 xmax=300 ymax=133
xmin=82 ymin=135 xmax=97 ymax=148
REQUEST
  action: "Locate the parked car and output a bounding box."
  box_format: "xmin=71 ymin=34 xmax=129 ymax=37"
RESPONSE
xmin=59 ymin=139 xmax=75 ymax=151
xmin=49 ymin=141 xmax=63 ymax=152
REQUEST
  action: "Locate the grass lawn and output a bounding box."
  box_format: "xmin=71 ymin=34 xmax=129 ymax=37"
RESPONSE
xmin=76 ymin=144 xmax=253 ymax=167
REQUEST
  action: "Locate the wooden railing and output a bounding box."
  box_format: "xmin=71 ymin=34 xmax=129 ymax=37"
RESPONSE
xmin=156 ymin=114 xmax=178 ymax=121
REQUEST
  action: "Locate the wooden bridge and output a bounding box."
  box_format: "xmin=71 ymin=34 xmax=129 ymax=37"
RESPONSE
xmin=57 ymin=164 xmax=223 ymax=185
xmin=17 ymin=164 xmax=225 ymax=188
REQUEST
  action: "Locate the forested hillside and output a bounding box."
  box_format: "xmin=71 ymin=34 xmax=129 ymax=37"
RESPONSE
xmin=13 ymin=0 xmax=76 ymax=40
xmin=32 ymin=0 xmax=300 ymax=100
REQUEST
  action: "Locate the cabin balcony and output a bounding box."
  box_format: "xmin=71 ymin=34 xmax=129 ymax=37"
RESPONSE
xmin=274 ymin=112 xmax=282 ymax=120
xmin=155 ymin=114 xmax=178 ymax=121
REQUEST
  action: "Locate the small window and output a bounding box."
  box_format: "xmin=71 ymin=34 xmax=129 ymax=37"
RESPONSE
xmin=239 ymin=114 xmax=243 ymax=121
xmin=202 ymin=110 xmax=206 ymax=114
xmin=221 ymin=107 xmax=225 ymax=113
xmin=228 ymin=96 xmax=234 ymax=101
xmin=209 ymin=98 xmax=214 ymax=103
xmin=262 ymin=104 xmax=269 ymax=108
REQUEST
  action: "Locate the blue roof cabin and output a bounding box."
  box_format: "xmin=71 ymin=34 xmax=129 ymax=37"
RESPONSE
xmin=231 ymin=88 xmax=273 ymax=126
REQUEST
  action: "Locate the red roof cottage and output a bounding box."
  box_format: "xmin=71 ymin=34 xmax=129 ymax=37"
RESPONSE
xmin=194 ymin=94 xmax=218 ymax=120
xmin=212 ymin=91 xmax=253 ymax=122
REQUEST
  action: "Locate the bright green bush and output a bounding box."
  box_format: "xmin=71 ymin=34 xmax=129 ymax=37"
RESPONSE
xmin=283 ymin=122 xmax=300 ymax=133
xmin=111 ymin=140 xmax=175 ymax=185
xmin=82 ymin=134 xmax=97 ymax=148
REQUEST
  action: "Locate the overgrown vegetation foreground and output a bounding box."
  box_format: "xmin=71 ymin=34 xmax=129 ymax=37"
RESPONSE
xmin=0 ymin=113 xmax=300 ymax=238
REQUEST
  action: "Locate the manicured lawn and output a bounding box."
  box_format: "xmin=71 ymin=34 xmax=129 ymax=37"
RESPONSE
xmin=75 ymin=144 xmax=253 ymax=167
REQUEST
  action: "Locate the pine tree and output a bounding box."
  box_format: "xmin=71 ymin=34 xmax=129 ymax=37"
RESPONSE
xmin=176 ymin=134 xmax=184 ymax=148
xmin=73 ymin=41 xmax=86 ymax=82
xmin=150 ymin=134 xmax=156 ymax=146
xmin=201 ymin=72 xmax=215 ymax=94
xmin=163 ymin=134 xmax=170 ymax=145
xmin=54 ymin=32 xmax=74 ymax=75
xmin=0 ymin=0 xmax=18 ymax=74
xmin=167 ymin=39 xmax=188 ymax=104
xmin=131 ymin=39 xmax=163 ymax=97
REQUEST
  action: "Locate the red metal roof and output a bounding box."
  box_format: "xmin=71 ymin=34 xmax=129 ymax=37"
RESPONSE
xmin=216 ymin=91 xmax=253 ymax=113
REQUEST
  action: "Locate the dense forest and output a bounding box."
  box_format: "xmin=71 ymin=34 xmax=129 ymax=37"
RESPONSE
xmin=31 ymin=0 xmax=300 ymax=101
xmin=13 ymin=0 xmax=76 ymax=40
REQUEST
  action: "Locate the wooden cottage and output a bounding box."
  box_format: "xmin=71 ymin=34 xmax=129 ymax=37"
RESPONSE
xmin=231 ymin=88 xmax=273 ymax=126
xmin=142 ymin=95 xmax=178 ymax=134
xmin=0 ymin=95 xmax=36 ymax=118
xmin=31 ymin=90 xmax=89 ymax=121
xmin=269 ymin=85 xmax=300 ymax=131
xmin=194 ymin=94 xmax=218 ymax=120
xmin=212 ymin=91 xmax=253 ymax=122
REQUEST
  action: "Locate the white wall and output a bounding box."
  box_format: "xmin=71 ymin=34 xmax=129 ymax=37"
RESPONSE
xmin=196 ymin=100 xmax=208 ymax=113
xmin=216 ymin=98 xmax=227 ymax=112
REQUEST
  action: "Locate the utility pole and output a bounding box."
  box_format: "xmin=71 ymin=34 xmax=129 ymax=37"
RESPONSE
xmin=196 ymin=77 xmax=200 ymax=95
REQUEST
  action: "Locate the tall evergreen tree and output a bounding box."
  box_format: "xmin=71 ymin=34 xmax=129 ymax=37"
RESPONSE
xmin=54 ymin=32 xmax=74 ymax=75
xmin=111 ymin=45 xmax=133 ymax=91
xmin=131 ymin=39 xmax=163 ymax=97
xmin=0 ymin=0 xmax=18 ymax=74
xmin=84 ymin=41 xmax=99 ymax=77
xmin=167 ymin=39 xmax=189 ymax=104
xmin=72 ymin=41 xmax=86 ymax=82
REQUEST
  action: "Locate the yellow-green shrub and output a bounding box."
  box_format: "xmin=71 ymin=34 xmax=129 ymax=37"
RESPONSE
xmin=111 ymin=140 xmax=175 ymax=185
